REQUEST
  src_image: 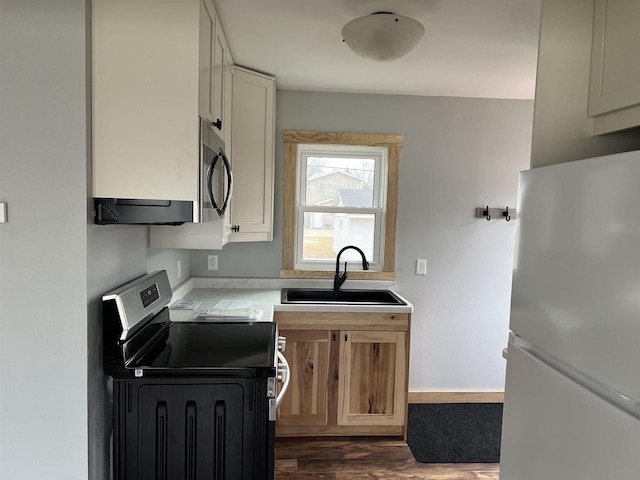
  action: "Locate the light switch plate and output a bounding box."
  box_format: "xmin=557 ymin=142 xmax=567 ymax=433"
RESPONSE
xmin=0 ymin=202 xmax=7 ymax=223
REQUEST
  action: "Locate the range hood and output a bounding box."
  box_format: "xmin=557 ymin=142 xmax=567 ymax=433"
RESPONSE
xmin=94 ymin=198 xmax=196 ymax=225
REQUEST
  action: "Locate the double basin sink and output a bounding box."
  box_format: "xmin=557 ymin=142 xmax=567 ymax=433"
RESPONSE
xmin=281 ymin=288 xmax=406 ymax=305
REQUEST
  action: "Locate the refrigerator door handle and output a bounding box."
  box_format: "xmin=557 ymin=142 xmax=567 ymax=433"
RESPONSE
xmin=513 ymin=337 xmax=640 ymax=422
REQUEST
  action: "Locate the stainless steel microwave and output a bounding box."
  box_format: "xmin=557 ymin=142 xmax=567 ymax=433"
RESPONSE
xmin=201 ymin=117 xmax=232 ymax=221
xmin=94 ymin=117 xmax=232 ymax=225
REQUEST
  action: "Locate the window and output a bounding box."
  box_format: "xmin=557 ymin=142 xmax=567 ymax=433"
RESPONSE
xmin=297 ymin=144 xmax=384 ymax=269
xmin=281 ymin=131 xmax=403 ymax=280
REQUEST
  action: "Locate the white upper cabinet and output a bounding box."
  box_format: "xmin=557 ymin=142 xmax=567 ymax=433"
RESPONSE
xmin=94 ymin=0 xmax=276 ymax=248
xmin=588 ymin=0 xmax=640 ymax=134
xmin=150 ymin=66 xmax=276 ymax=250
xmin=212 ymin=15 xmax=228 ymax=138
xmin=149 ymin=1 xmax=234 ymax=250
xmin=92 ymin=0 xmax=217 ymax=201
xmin=199 ymin=0 xmax=215 ymax=123
xmin=148 ymin=11 xmax=276 ymax=249
xmin=229 ymin=67 xmax=276 ymax=243
xmin=222 ymin=39 xmax=234 ymax=153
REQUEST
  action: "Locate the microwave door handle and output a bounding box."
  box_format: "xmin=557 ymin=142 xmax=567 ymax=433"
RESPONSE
xmin=217 ymin=149 xmax=233 ymax=217
xmin=207 ymin=152 xmax=221 ymax=212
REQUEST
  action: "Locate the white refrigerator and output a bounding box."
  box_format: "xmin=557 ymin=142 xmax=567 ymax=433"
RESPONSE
xmin=500 ymin=151 xmax=640 ymax=479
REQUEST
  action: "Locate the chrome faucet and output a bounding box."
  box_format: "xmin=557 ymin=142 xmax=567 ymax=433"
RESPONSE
xmin=334 ymin=245 xmax=369 ymax=291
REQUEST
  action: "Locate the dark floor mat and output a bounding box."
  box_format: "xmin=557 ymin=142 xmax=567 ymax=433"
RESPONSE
xmin=406 ymin=403 xmax=503 ymax=463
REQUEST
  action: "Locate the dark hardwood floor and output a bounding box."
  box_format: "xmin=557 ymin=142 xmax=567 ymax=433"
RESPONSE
xmin=275 ymin=437 xmax=500 ymax=479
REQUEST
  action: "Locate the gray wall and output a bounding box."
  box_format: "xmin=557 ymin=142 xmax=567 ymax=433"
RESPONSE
xmin=1 ymin=2 xmax=189 ymax=478
xmin=193 ymin=90 xmax=534 ymax=391
xmin=0 ymin=1 xmax=90 ymax=478
xmin=87 ymin=230 xmax=189 ymax=480
xmin=531 ymin=0 xmax=640 ymax=167
xmin=87 ymin=227 xmax=149 ymax=480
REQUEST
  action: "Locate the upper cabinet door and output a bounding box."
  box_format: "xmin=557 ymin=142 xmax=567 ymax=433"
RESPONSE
xmin=198 ymin=0 xmax=215 ymax=122
xmin=92 ymin=0 xmax=201 ymax=202
xmin=212 ymin=15 xmax=227 ymax=137
xmin=222 ymin=44 xmax=234 ymax=152
xmin=588 ymin=0 xmax=640 ymax=134
xmin=229 ymin=67 xmax=276 ymax=242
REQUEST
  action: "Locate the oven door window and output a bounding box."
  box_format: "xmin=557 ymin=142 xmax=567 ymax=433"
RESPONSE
xmin=203 ymin=144 xmax=232 ymax=218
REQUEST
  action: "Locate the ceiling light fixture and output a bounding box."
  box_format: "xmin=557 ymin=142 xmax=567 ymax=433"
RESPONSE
xmin=342 ymin=12 xmax=425 ymax=62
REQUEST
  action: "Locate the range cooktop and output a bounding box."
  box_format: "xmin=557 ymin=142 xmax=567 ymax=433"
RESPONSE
xmin=102 ymin=271 xmax=278 ymax=378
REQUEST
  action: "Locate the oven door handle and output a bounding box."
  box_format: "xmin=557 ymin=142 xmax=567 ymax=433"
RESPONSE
xmin=276 ymin=351 xmax=290 ymax=408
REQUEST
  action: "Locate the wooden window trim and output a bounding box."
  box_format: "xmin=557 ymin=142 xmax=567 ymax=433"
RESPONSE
xmin=280 ymin=130 xmax=403 ymax=280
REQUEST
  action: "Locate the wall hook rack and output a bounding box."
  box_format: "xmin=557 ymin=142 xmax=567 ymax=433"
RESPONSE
xmin=475 ymin=206 xmax=516 ymax=221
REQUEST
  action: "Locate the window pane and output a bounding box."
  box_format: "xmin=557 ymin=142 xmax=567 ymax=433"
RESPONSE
xmin=302 ymin=211 xmax=376 ymax=263
xmin=304 ymin=157 xmax=375 ymax=208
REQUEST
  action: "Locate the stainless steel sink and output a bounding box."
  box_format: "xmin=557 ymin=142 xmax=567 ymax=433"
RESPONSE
xmin=280 ymin=288 xmax=406 ymax=305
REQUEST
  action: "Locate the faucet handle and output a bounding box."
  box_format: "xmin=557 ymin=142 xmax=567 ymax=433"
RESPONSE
xmin=334 ymin=261 xmax=348 ymax=290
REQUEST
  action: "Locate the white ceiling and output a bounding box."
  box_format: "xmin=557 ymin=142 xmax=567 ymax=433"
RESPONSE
xmin=214 ymin=0 xmax=541 ymax=100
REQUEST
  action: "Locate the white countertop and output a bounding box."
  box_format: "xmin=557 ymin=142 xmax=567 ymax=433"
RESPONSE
xmin=170 ymin=288 xmax=282 ymax=322
xmin=169 ymin=277 xmax=413 ymax=322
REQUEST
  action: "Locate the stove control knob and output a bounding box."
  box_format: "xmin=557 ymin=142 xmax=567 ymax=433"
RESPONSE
xmin=278 ymin=335 xmax=287 ymax=352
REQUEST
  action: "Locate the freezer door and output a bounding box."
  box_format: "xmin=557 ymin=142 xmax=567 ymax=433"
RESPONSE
xmin=511 ymin=151 xmax=640 ymax=401
xmin=500 ymin=343 xmax=640 ymax=480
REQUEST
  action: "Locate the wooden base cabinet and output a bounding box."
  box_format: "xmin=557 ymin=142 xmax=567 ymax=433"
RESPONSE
xmin=275 ymin=312 xmax=409 ymax=437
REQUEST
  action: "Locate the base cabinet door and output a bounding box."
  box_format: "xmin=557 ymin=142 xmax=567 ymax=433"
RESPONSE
xmin=338 ymin=331 xmax=407 ymax=427
xmin=277 ymin=330 xmax=336 ymax=429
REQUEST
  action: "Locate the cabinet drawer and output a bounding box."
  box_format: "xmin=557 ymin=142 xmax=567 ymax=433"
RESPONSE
xmin=273 ymin=311 xmax=409 ymax=331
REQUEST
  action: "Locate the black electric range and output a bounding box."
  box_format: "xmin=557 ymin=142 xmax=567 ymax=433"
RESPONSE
xmin=102 ymin=270 xmax=287 ymax=480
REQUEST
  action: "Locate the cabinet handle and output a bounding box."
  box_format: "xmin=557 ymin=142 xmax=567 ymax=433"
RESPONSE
xmin=344 ymin=334 xmax=348 ymax=342
xmin=332 ymin=333 xmax=336 ymax=341
xmin=213 ymin=118 xmax=222 ymax=130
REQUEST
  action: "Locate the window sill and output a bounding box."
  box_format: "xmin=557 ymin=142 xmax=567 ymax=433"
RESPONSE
xmin=280 ymin=270 xmax=397 ymax=281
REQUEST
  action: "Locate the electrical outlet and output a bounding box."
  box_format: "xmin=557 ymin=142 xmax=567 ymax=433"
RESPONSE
xmin=416 ymin=258 xmax=427 ymax=276
xmin=208 ymin=255 xmax=218 ymax=271
xmin=177 ymin=260 xmax=182 ymax=279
